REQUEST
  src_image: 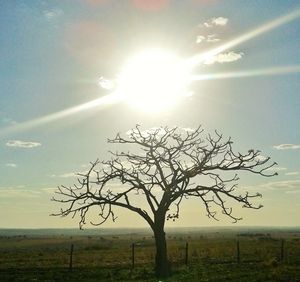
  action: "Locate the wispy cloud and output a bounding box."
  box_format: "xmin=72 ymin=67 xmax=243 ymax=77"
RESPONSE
xmin=212 ymin=17 xmax=228 ymax=26
xmin=285 ymin=171 xmax=299 ymax=176
xmin=6 ymin=140 xmax=41 ymax=148
xmin=266 ymin=166 xmax=287 ymax=172
xmin=50 ymin=172 xmax=76 ymax=178
xmin=244 ymin=179 xmax=300 ymax=196
xmin=5 ymin=163 xmax=17 ymax=168
xmin=99 ymin=77 xmax=115 ymax=90
xmin=196 ymin=35 xmax=206 ymax=44
xmin=202 ymin=17 xmax=229 ymax=28
xmin=181 ymin=127 xmax=196 ymax=133
xmin=273 ymin=144 xmax=300 ymax=150
xmin=204 ymin=51 xmax=244 ymax=65
xmin=260 ymin=179 xmax=300 ymax=190
xmin=196 ymin=34 xmax=221 ymax=44
xmin=285 ymin=190 xmax=300 ymax=194
xmin=196 ymin=16 xmax=245 ymax=66
xmin=43 ymin=8 xmax=64 ymax=20
xmin=50 ymin=170 xmax=88 ymax=178
xmin=59 ymin=172 xmax=77 ymax=178
xmin=42 ymin=187 xmax=57 ymax=194
xmin=207 ymin=34 xmax=221 ymax=42
xmin=0 ymin=188 xmax=41 ymax=198
xmin=255 ymin=155 xmax=268 ymax=162
xmin=197 ymin=17 xmax=227 ymax=44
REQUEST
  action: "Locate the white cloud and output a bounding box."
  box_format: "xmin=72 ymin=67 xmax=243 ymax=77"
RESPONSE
xmin=244 ymin=179 xmax=300 ymax=194
xmin=6 ymin=140 xmax=41 ymax=148
xmin=196 ymin=35 xmax=206 ymax=44
xmin=196 ymin=34 xmax=221 ymax=44
xmin=203 ymin=22 xmax=212 ymax=28
xmin=204 ymin=51 xmax=244 ymax=65
xmin=207 ymin=34 xmax=221 ymax=42
xmin=43 ymin=9 xmax=64 ymax=20
xmin=266 ymin=166 xmax=287 ymax=172
xmin=285 ymin=190 xmax=300 ymax=194
xmin=261 ymin=179 xmax=300 ymax=190
xmin=50 ymin=172 xmax=76 ymax=178
xmin=255 ymin=155 xmax=268 ymax=162
xmin=273 ymin=144 xmax=300 ymax=150
xmin=5 ymin=163 xmax=17 ymax=168
xmin=0 ymin=188 xmax=41 ymax=198
xmin=51 ymin=170 xmax=88 ymax=178
xmin=99 ymin=77 xmax=114 ymax=90
xmin=202 ymin=17 xmax=229 ymax=28
xmin=59 ymin=172 xmax=77 ymax=178
xmin=285 ymin=172 xmax=299 ymax=176
xmin=42 ymin=187 xmax=57 ymax=194
xmin=181 ymin=127 xmax=196 ymax=133
xmin=212 ymin=17 xmax=228 ymax=26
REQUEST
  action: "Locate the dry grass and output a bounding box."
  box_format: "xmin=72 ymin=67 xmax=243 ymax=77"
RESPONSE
xmin=0 ymin=231 xmax=300 ymax=281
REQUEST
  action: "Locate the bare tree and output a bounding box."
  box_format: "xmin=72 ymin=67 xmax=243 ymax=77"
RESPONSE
xmin=52 ymin=125 xmax=276 ymax=278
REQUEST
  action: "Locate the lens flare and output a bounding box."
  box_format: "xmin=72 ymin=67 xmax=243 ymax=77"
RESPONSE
xmin=191 ymin=65 xmax=300 ymax=82
xmin=187 ymin=9 xmax=300 ymax=67
xmin=3 ymin=8 xmax=300 ymax=135
xmin=0 ymin=94 xmax=120 ymax=136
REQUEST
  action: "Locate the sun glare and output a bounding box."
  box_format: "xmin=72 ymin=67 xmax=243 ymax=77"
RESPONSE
xmin=116 ymin=49 xmax=191 ymax=113
xmin=3 ymin=9 xmax=300 ymax=136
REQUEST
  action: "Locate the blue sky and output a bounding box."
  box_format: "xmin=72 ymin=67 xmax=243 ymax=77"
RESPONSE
xmin=0 ymin=0 xmax=299 ymax=228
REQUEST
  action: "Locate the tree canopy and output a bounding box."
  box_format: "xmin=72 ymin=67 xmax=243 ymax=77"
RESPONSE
xmin=53 ymin=125 xmax=276 ymax=278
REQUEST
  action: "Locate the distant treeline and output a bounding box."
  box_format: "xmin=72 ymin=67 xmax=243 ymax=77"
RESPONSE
xmin=0 ymin=226 xmax=299 ymax=237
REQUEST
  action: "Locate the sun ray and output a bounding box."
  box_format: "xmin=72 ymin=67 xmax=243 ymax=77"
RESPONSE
xmin=0 ymin=94 xmax=121 ymax=137
xmin=191 ymin=65 xmax=300 ymax=82
xmin=2 ymin=9 xmax=300 ymax=136
xmin=187 ymin=8 xmax=300 ymax=67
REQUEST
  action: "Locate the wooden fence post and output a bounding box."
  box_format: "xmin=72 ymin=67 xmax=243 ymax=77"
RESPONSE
xmin=236 ymin=240 xmax=240 ymax=264
xmin=69 ymin=244 xmax=74 ymax=272
xmin=280 ymin=239 xmax=284 ymax=262
xmin=185 ymin=242 xmax=189 ymax=265
xmin=131 ymin=243 xmax=135 ymax=269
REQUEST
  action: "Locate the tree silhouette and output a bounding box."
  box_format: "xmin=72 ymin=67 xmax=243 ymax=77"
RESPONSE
xmin=53 ymin=125 xmax=276 ymax=278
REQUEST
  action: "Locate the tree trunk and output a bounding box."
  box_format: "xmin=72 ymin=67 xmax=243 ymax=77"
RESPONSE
xmin=153 ymin=218 xmax=171 ymax=278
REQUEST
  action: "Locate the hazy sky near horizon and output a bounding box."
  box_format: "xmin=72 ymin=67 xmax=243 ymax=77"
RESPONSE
xmin=0 ymin=0 xmax=299 ymax=229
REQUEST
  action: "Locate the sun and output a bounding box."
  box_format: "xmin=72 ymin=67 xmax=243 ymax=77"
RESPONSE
xmin=116 ymin=49 xmax=191 ymax=113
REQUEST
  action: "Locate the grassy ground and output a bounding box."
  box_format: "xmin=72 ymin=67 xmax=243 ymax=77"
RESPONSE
xmin=1 ymin=231 xmax=300 ymax=281
xmin=1 ymin=262 xmax=300 ymax=281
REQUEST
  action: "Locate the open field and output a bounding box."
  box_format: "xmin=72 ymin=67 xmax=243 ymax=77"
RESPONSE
xmin=0 ymin=228 xmax=300 ymax=281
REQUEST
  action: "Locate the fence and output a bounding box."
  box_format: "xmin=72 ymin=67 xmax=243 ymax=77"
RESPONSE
xmin=0 ymin=236 xmax=299 ymax=271
xmin=60 ymin=239 xmax=300 ymax=271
